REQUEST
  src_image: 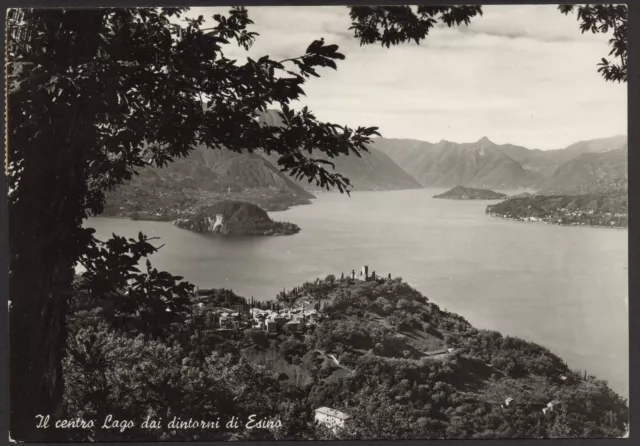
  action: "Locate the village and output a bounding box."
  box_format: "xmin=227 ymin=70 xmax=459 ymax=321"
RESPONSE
xmin=193 ymin=298 xmax=324 ymax=334
xmin=487 ymin=208 xmax=627 ymax=227
xmin=174 ymin=264 xmax=587 ymax=434
xmin=185 ymin=266 xmax=392 ymax=432
xmin=486 ymin=193 xmax=628 ymax=229
xmin=189 ymin=265 xmax=385 ymax=335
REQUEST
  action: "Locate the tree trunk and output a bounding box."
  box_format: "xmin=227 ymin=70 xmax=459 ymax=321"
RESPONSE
xmin=9 ymin=113 xmax=89 ymax=441
xmin=10 ymin=259 xmax=72 ymax=441
xmin=8 ymin=9 xmax=103 ymax=441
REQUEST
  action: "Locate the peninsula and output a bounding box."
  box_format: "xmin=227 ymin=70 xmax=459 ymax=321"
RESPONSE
xmin=68 ymin=270 xmax=629 ymax=441
xmin=173 ymin=200 xmax=300 ymax=236
xmin=434 ymin=185 xmax=507 ymax=200
xmin=486 ymin=193 xmax=627 ymax=228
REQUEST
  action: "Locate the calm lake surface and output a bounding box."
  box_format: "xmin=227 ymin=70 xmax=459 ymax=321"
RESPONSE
xmin=88 ymin=188 xmax=628 ymax=396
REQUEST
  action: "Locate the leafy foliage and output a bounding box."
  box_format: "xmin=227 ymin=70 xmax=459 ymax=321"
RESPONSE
xmin=74 ymin=231 xmax=193 ymax=337
xmin=63 ymin=323 xmax=289 ymax=441
xmin=559 ymin=4 xmax=627 ymax=83
xmin=7 ymin=7 xmax=378 ymax=440
xmin=7 ymin=5 xmax=628 ymax=441
xmin=61 ymin=276 xmax=628 ymax=441
xmin=348 ymin=6 xmax=483 ymax=47
xmin=300 ymin=277 xmax=628 ymax=439
xmin=348 ymin=4 xmax=627 ymax=84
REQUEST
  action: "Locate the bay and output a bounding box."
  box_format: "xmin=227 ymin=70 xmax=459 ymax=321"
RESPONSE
xmin=87 ymin=188 xmax=628 ymax=396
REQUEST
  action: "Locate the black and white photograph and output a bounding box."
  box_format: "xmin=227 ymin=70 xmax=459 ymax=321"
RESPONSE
xmin=5 ymin=3 xmax=629 ymax=442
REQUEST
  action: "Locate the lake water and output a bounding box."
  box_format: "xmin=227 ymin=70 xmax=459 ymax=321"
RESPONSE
xmin=87 ymin=188 xmax=628 ymax=396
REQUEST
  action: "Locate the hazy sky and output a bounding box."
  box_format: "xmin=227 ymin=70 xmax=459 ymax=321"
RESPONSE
xmin=188 ymin=5 xmax=627 ymax=150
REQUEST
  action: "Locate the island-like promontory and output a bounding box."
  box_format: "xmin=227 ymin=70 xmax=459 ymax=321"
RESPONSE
xmin=434 ymin=185 xmax=507 ymax=200
xmin=173 ymin=200 xmax=300 ymax=236
xmin=486 ymin=193 xmax=627 ymax=228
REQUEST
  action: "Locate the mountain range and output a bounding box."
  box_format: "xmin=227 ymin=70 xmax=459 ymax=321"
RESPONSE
xmin=371 ymin=137 xmax=540 ymax=189
xmin=159 ymin=145 xmax=316 ymax=198
xmin=539 ymin=144 xmax=628 ymax=195
xmin=501 ymin=135 xmax=628 ymax=178
xmin=257 ymin=110 xmax=422 ymax=192
xmin=372 ymin=134 xmax=627 ymax=194
xmin=104 ymin=106 xmax=626 ymax=219
xmin=102 ymin=111 xmax=422 ymax=218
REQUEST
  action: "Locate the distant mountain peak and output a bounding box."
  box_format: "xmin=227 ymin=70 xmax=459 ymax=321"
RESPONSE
xmin=477 ymin=136 xmax=493 ymax=144
xmin=374 ymin=136 xmax=540 ymax=189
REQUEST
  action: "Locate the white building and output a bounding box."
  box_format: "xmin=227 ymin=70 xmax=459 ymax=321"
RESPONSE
xmin=314 ymin=407 xmax=351 ymax=431
xmin=502 ymin=397 xmax=514 ymax=408
xmin=546 ymin=400 xmax=560 ymax=411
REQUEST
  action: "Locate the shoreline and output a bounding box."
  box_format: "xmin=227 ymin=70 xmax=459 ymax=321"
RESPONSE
xmin=487 ymin=213 xmax=627 ymax=230
xmin=85 ymin=210 xmax=628 ymax=397
xmin=199 ymin=275 xmax=629 ymax=399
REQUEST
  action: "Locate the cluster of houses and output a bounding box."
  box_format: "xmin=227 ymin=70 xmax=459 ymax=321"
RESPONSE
xmin=247 ymin=306 xmax=322 ymax=333
xmin=314 ymin=407 xmax=351 ymax=432
xmin=189 ymin=265 xmax=391 ymax=334
xmin=488 ymin=206 xmax=627 ymax=227
xmin=500 ymin=396 xmax=561 ymax=415
xmin=193 ymin=301 xmax=324 ymax=334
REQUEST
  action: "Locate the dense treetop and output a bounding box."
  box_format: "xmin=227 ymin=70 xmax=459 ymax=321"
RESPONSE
xmin=63 ymin=276 xmax=629 ymax=440
xmin=348 ymin=4 xmax=627 ymax=83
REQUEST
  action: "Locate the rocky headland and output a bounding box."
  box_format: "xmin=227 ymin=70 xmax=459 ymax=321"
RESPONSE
xmin=173 ymin=200 xmax=300 ymax=236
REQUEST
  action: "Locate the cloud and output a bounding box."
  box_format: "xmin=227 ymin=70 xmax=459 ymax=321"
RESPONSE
xmin=460 ymin=5 xmax=604 ymax=43
xmin=186 ymin=5 xmax=626 ymax=150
